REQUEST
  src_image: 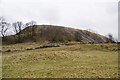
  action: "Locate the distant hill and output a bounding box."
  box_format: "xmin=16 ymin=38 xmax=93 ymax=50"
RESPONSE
xmin=3 ymin=25 xmax=112 ymax=44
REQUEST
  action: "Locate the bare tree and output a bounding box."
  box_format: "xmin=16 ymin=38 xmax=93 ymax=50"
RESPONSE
xmin=25 ymin=21 xmax=37 ymax=40
xmin=30 ymin=21 xmax=36 ymax=36
xmin=0 ymin=17 xmax=9 ymax=38
xmin=25 ymin=20 xmax=36 ymax=27
xmin=13 ymin=22 xmax=23 ymax=34
xmin=108 ymin=34 xmax=114 ymax=41
xmin=107 ymin=33 xmax=115 ymax=43
xmin=108 ymin=34 xmax=113 ymax=40
xmin=12 ymin=21 xmax=24 ymax=42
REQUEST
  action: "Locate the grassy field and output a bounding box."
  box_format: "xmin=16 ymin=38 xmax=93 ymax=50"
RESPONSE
xmin=2 ymin=43 xmax=118 ymax=78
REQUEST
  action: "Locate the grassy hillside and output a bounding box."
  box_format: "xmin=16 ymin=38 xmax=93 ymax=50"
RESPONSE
xmin=2 ymin=25 xmax=112 ymax=44
xmin=2 ymin=25 xmax=117 ymax=78
xmin=2 ymin=43 xmax=118 ymax=78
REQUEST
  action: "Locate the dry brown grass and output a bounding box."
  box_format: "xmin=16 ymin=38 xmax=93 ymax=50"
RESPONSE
xmin=2 ymin=43 xmax=118 ymax=78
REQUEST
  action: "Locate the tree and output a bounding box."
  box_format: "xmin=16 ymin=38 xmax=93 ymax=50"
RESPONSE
xmin=107 ymin=33 xmax=115 ymax=43
xmin=25 ymin=20 xmax=36 ymax=27
xmin=108 ymin=34 xmax=113 ymax=40
xmin=0 ymin=17 xmax=9 ymax=38
xmin=108 ymin=34 xmax=112 ymax=41
xmin=12 ymin=21 xmax=24 ymax=42
xmin=13 ymin=22 xmax=23 ymax=34
xmin=25 ymin=21 xmax=37 ymax=40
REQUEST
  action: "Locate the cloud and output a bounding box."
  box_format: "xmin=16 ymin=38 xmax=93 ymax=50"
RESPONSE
xmin=0 ymin=0 xmax=118 ymax=40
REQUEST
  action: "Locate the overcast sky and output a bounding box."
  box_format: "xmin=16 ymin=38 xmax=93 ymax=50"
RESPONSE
xmin=0 ymin=0 xmax=119 ymax=40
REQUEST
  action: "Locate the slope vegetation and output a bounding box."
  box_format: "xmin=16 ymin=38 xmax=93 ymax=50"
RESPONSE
xmin=3 ymin=25 xmax=111 ymax=44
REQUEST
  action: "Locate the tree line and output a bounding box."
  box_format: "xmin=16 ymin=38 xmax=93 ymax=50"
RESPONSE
xmin=0 ymin=16 xmax=37 ymax=43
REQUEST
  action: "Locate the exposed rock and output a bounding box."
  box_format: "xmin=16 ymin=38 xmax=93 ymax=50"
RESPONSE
xmin=112 ymin=48 xmax=120 ymax=51
xmin=5 ymin=50 xmax=11 ymax=52
xmin=26 ymin=48 xmax=34 ymax=50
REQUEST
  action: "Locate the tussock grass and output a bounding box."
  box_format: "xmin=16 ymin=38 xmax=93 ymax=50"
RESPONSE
xmin=2 ymin=43 xmax=118 ymax=78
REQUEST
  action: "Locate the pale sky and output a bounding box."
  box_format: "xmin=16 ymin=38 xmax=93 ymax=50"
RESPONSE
xmin=0 ymin=0 xmax=119 ymax=40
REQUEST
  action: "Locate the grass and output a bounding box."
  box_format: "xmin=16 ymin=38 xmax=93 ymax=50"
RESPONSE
xmin=2 ymin=42 xmax=79 ymax=51
xmin=2 ymin=43 xmax=118 ymax=78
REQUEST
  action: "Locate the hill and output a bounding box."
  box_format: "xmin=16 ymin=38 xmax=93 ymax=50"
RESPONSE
xmin=3 ymin=25 xmax=112 ymax=44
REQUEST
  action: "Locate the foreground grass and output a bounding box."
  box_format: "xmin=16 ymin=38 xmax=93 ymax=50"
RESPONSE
xmin=2 ymin=43 xmax=118 ymax=78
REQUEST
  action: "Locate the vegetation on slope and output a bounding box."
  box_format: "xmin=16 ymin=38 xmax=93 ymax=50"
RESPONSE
xmin=2 ymin=25 xmax=113 ymax=44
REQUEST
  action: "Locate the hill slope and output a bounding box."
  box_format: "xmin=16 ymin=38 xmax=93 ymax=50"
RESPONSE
xmin=4 ymin=25 xmax=111 ymax=43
